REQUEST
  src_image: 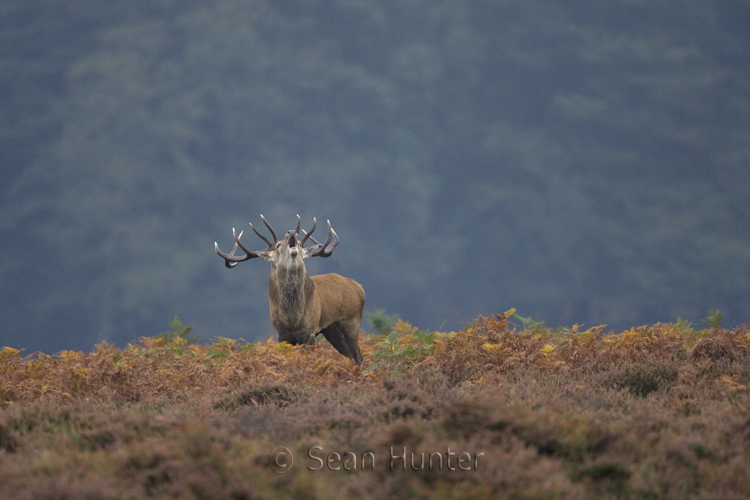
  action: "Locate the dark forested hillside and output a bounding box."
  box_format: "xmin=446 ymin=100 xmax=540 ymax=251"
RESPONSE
xmin=1 ymin=0 xmax=748 ymax=352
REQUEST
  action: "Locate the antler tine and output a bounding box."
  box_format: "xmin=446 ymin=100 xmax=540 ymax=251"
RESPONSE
xmin=301 ymin=230 xmax=319 ymax=246
xmin=248 ymin=222 xmax=274 ymax=247
xmin=215 ymin=228 xmax=258 ymax=268
xmin=233 ymin=227 xmax=256 ymax=255
xmin=214 ymin=241 xmax=240 ymax=268
xmin=311 ymin=220 xmax=339 ymax=258
xmin=300 ymin=217 xmax=317 ymax=246
xmin=259 ymin=214 xmax=279 ymax=243
xmin=295 ymin=214 xmax=301 ymax=234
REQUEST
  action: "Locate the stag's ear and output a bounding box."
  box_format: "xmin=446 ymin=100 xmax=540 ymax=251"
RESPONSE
xmin=256 ymin=248 xmax=278 ymax=262
xmin=302 ymin=244 xmax=319 ymax=260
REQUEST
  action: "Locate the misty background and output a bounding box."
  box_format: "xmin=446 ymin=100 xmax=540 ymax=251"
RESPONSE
xmin=1 ymin=0 xmax=749 ymax=353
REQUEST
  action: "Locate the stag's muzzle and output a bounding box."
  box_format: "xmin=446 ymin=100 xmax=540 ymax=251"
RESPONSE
xmin=286 ymin=230 xmax=298 ymax=247
xmin=286 ymin=230 xmax=299 ymax=257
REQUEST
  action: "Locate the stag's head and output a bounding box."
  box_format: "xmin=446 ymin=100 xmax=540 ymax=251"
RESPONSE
xmin=260 ymin=225 xmax=324 ymax=272
xmin=215 ymin=215 xmax=339 ymax=270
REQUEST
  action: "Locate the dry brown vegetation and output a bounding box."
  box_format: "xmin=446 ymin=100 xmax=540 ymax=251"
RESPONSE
xmin=2 ymin=311 xmax=750 ymax=499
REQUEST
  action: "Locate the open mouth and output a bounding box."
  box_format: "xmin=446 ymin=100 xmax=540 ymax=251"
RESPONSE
xmin=288 ymin=233 xmax=297 ymax=248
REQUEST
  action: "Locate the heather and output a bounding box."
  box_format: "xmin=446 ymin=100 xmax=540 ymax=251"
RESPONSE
xmin=2 ymin=311 xmax=750 ymax=499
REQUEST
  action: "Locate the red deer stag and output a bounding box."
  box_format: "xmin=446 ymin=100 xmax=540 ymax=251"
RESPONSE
xmin=215 ymin=215 xmax=365 ymax=365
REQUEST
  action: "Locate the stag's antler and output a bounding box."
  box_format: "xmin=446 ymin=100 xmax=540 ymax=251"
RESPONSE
xmin=301 ymin=219 xmax=339 ymax=258
xmin=249 ymin=214 xmax=278 ymax=247
xmin=214 ymin=215 xmax=278 ymax=268
xmin=299 ymin=215 xmax=316 ymax=246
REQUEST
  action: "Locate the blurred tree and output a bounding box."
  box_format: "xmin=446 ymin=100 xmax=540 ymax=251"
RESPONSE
xmin=1 ymin=0 xmax=748 ymax=352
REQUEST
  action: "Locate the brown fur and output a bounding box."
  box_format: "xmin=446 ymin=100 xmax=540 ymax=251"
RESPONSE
xmin=268 ymin=271 xmax=365 ymax=365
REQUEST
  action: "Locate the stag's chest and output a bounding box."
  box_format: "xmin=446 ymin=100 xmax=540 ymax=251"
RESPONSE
xmin=268 ymin=276 xmax=318 ymax=331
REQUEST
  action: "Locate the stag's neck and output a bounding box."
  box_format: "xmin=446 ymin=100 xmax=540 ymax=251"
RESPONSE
xmin=269 ymin=263 xmax=314 ymax=324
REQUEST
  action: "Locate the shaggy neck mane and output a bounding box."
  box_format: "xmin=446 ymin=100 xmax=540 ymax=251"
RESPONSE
xmin=273 ymin=264 xmax=310 ymax=323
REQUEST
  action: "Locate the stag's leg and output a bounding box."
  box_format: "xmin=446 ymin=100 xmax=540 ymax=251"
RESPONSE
xmin=340 ymin=317 xmax=363 ymax=366
xmin=320 ymin=321 xmax=361 ymax=365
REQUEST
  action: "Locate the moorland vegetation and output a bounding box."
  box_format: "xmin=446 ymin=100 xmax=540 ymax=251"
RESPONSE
xmin=2 ymin=310 xmax=750 ymax=498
